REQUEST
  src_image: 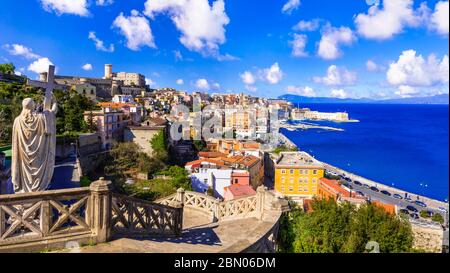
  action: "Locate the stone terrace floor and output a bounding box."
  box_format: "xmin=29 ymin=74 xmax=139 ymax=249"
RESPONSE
xmin=62 ymin=208 xmax=270 ymax=253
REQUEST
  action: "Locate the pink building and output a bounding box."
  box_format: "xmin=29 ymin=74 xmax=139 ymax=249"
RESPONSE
xmin=84 ymin=108 xmax=130 ymax=149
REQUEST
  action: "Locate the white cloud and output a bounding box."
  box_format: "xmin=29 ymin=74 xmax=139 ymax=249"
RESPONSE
xmin=88 ymin=32 xmax=115 ymax=52
xmin=240 ymin=71 xmax=256 ymax=85
xmin=387 ymin=50 xmax=449 ymax=87
xmin=82 ymin=63 xmax=93 ymax=71
xmin=144 ymin=0 xmax=230 ymax=58
xmin=245 ymin=85 xmax=257 ymax=92
xmin=430 ymin=1 xmax=449 ymax=35
xmin=96 ymin=0 xmax=113 ymax=6
xmin=290 ymin=34 xmax=308 ymax=57
xmin=354 ymin=0 xmax=427 ymax=40
xmin=195 ymin=78 xmax=210 ymax=90
xmin=313 ymin=65 xmax=357 ymax=86
xmin=145 ymin=78 xmax=155 ymax=87
xmin=282 ymin=0 xmax=301 ymax=14
xmin=176 ymin=79 xmax=184 ymax=85
xmin=174 ymin=50 xmax=183 ymax=61
xmin=366 ymin=60 xmax=385 ymax=72
xmin=40 ymin=0 xmax=89 ymax=16
xmin=3 ymin=44 xmax=40 ymax=60
xmin=28 ymin=57 xmax=54 ymax=74
xmin=317 ymin=24 xmax=356 ymax=60
xmin=113 ymin=10 xmax=156 ymax=51
xmin=286 ymin=86 xmax=316 ymax=97
xmin=292 ymin=19 xmax=320 ymax=31
xmin=261 ymin=63 xmax=284 ymax=84
xmin=330 ymin=89 xmax=349 ymax=99
xmin=212 ymin=82 xmax=220 ymax=90
xmin=395 ymin=85 xmax=419 ymax=98
xmin=240 ymin=63 xmax=284 ymax=87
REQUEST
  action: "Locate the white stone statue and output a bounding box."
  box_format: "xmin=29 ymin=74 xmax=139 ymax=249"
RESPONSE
xmin=11 ymin=65 xmax=58 ymax=193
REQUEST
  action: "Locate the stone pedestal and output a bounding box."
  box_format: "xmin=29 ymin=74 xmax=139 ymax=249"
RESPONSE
xmin=89 ymin=178 xmax=113 ymax=243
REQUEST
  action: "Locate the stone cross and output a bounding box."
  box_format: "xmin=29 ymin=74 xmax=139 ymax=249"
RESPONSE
xmin=27 ymin=65 xmax=56 ymax=97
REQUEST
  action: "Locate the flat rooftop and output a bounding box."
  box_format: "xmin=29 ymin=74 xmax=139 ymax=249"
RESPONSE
xmin=276 ymin=152 xmax=323 ymax=167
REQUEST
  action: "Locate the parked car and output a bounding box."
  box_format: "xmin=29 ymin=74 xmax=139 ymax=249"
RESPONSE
xmin=356 ymin=191 xmax=365 ymax=197
xmin=363 ymin=184 xmax=370 ymax=189
xmin=393 ymin=194 xmax=403 ymax=199
xmin=380 ymin=190 xmax=391 ymax=196
xmin=406 ymin=205 xmax=419 ymax=213
xmin=415 ymin=200 xmax=427 ymax=208
xmin=353 ymin=181 xmax=362 ymax=186
xmin=438 ymin=207 xmax=448 ymax=213
xmin=370 ymin=186 xmax=379 ymax=192
xmin=410 ymin=213 xmax=419 ymax=220
xmin=399 ymin=209 xmax=410 ymax=215
xmin=405 ymin=197 xmax=414 ymax=203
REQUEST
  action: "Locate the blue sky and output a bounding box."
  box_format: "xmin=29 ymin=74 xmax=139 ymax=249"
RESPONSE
xmin=0 ymin=0 xmax=448 ymax=99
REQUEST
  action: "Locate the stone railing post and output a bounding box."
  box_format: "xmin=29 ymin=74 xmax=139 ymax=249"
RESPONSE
xmin=256 ymin=186 xmax=266 ymax=220
xmin=213 ymin=198 xmax=221 ymax=223
xmin=89 ymin=177 xmax=112 ymax=244
xmin=176 ymin=188 xmax=185 ymax=205
xmin=174 ymin=188 xmax=185 ymax=236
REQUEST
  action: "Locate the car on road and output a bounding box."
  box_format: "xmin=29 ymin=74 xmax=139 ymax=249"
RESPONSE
xmin=380 ymin=190 xmax=391 ymax=196
xmin=410 ymin=213 xmax=419 ymax=220
xmin=405 ymin=197 xmax=414 ymax=203
xmin=353 ymin=181 xmax=362 ymax=186
xmin=393 ymin=193 xmax=403 ymax=199
xmin=363 ymin=184 xmax=370 ymax=189
xmin=438 ymin=207 xmax=448 ymax=213
xmin=399 ymin=209 xmax=410 ymax=215
xmin=370 ymin=186 xmax=379 ymax=192
xmin=356 ymin=191 xmax=365 ymax=197
xmin=415 ymin=200 xmax=427 ymax=208
xmin=406 ymin=205 xmax=419 ymax=213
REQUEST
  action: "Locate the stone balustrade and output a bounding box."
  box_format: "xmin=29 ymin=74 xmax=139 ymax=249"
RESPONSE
xmin=0 ymin=178 xmax=183 ymax=253
xmin=1 ymin=181 xmax=288 ymax=253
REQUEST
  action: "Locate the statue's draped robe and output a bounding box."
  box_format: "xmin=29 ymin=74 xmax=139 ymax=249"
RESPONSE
xmin=11 ymin=109 xmax=56 ymax=193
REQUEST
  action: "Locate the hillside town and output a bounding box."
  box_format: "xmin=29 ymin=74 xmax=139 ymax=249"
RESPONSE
xmin=0 ymin=63 xmax=448 ymax=254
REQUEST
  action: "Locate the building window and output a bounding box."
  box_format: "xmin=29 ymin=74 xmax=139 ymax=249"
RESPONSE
xmin=289 ymin=178 xmax=294 ymax=183
xmin=289 ymin=169 xmax=294 ymax=174
xmin=304 ymin=170 xmax=309 ymax=175
xmin=313 ymin=170 xmax=318 ymax=175
xmin=299 ymin=169 xmax=304 ymax=174
xmin=281 ymin=169 xmax=286 ymax=174
xmin=289 ymin=186 xmax=293 ymax=192
xmin=312 ymin=178 xmax=317 ymax=183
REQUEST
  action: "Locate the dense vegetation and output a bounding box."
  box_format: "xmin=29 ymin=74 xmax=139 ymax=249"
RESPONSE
xmin=0 ymin=64 xmax=96 ymax=145
xmin=278 ymin=198 xmax=414 ymax=253
xmin=271 ymin=145 xmax=299 ymax=155
xmin=101 ymin=135 xmax=191 ymax=201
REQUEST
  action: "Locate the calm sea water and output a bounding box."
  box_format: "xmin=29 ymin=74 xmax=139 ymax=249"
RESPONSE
xmin=282 ymin=104 xmax=449 ymax=202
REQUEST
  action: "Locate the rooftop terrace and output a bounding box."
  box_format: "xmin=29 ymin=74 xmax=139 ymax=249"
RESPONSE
xmin=276 ymin=152 xmax=323 ymax=167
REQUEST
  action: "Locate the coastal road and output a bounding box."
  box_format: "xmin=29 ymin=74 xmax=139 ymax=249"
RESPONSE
xmin=341 ymin=177 xmax=448 ymax=226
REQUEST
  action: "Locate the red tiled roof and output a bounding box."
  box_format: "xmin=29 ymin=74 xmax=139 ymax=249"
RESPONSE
xmin=225 ymin=184 xmax=256 ymax=198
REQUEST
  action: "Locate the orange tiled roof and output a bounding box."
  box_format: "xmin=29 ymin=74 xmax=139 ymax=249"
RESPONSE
xmin=98 ymin=102 xmax=136 ymax=109
xmin=198 ymin=151 xmax=227 ymax=159
xmin=319 ymin=178 xmax=353 ymax=198
xmin=185 ymin=159 xmax=225 ymax=167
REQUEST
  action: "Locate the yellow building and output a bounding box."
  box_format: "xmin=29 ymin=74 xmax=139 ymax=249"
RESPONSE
xmin=72 ymin=83 xmax=96 ymax=101
xmin=273 ymin=152 xmax=324 ymax=199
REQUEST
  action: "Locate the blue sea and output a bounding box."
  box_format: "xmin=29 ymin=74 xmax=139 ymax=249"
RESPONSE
xmin=282 ymin=104 xmax=449 ymax=202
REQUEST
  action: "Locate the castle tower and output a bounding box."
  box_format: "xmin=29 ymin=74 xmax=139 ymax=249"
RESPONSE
xmin=39 ymin=72 xmax=48 ymax=82
xmin=104 ymin=64 xmax=112 ymax=79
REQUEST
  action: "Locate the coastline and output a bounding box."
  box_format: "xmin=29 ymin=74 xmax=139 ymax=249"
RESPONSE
xmin=279 ymin=131 xmax=449 ymax=210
